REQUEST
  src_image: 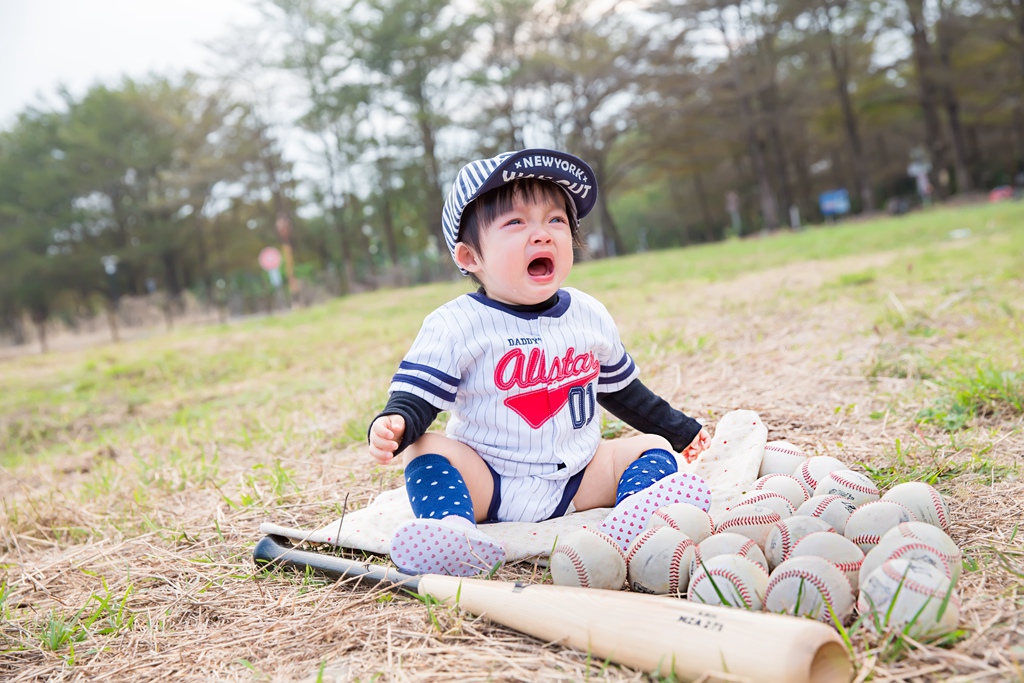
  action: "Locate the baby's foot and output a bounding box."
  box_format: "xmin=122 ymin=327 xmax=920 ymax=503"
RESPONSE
xmin=600 ymin=472 xmax=712 ymax=552
xmin=390 ymin=516 xmax=505 ymax=577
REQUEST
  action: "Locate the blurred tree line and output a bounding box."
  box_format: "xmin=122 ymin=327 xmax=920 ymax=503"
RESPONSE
xmin=2 ymin=0 xmax=1023 ymax=350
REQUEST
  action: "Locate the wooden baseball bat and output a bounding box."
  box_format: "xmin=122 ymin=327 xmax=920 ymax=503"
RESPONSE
xmin=254 ymin=535 xmax=852 ymax=683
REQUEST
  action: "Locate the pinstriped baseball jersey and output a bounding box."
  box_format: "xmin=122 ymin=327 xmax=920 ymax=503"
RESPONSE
xmin=389 ymin=287 xmax=639 ymax=482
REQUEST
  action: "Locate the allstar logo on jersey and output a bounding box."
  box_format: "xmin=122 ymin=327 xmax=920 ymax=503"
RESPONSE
xmin=494 ymin=346 xmax=599 ymax=429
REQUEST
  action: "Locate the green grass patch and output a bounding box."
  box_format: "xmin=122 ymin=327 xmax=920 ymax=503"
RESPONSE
xmin=917 ymin=364 xmax=1024 ymax=432
xmin=568 ymin=201 xmax=1024 ymax=295
xmin=836 ymin=269 xmax=877 ymax=287
xmin=860 ymin=436 xmax=1020 ymax=489
xmin=867 ymin=344 xmax=936 ymax=380
xmin=26 ymin=578 xmax=137 ymax=660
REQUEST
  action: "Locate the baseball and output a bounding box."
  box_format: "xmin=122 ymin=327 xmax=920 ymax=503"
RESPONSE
xmin=858 ymin=558 xmax=961 ymax=639
xmin=714 ymin=504 xmax=782 ymax=550
xmin=648 ymin=503 xmax=714 ymax=543
xmin=625 ymin=526 xmax=696 ymax=595
xmin=764 ymin=515 xmax=835 ymax=569
xmin=732 ymin=491 xmax=795 ymax=519
xmin=844 ymin=500 xmax=917 ymax=553
xmin=796 ymin=495 xmax=857 ymax=535
xmin=795 ymin=456 xmax=850 ymax=497
xmin=688 ymin=554 xmax=768 ymax=610
xmin=877 ymin=522 xmax=961 ymax=582
xmin=813 ymin=470 xmax=880 ymax=507
xmin=758 ymin=440 xmax=808 ymax=478
xmin=789 ymin=531 xmax=864 ymax=589
xmin=752 ymin=473 xmax=808 ymax=509
xmin=550 ymin=528 xmax=627 ymax=590
xmin=691 ymin=532 xmax=770 ymax=575
xmin=881 ymin=482 xmax=951 ymax=531
xmin=859 ymin=538 xmax=954 ymax=590
xmin=765 ymin=556 xmax=855 ymax=624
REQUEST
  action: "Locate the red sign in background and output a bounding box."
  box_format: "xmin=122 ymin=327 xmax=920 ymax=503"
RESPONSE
xmin=258 ymin=247 xmax=282 ymax=271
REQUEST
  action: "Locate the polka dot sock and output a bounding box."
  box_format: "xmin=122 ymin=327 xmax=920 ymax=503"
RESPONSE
xmin=599 ymin=471 xmax=713 ymax=553
xmin=392 ymin=454 xmax=505 ymax=576
xmin=390 ymin=516 xmax=505 ymax=577
xmin=403 ymin=453 xmax=475 ymax=524
xmin=615 ymin=448 xmax=678 ymax=505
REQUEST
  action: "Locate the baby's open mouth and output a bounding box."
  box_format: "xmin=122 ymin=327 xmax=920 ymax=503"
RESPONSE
xmin=528 ymin=257 xmax=554 ymax=277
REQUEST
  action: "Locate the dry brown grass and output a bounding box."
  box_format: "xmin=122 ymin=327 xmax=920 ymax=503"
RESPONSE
xmin=2 ymin=228 xmax=1023 ymax=682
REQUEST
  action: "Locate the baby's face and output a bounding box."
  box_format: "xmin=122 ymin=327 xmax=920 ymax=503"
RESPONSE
xmin=460 ymin=191 xmax=574 ymax=306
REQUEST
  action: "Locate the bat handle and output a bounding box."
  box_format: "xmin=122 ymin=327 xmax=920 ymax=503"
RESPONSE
xmin=253 ymin=535 xmax=421 ymax=593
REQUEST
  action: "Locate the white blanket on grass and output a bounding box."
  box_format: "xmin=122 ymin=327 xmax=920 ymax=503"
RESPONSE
xmin=260 ymin=410 xmax=767 ymax=563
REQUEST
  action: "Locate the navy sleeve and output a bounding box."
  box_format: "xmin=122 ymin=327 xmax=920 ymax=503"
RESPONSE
xmin=368 ymin=391 xmax=441 ymax=455
xmin=597 ymin=379 xmax=703 ymax=452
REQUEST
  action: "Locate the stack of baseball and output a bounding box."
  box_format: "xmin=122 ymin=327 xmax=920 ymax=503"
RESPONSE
xmin=551 ymin=441 xmax=961 ymax=640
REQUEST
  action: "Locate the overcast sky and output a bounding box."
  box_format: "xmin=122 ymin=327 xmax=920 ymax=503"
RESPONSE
xmin=0 ymin=0 xmax=263 ymax=128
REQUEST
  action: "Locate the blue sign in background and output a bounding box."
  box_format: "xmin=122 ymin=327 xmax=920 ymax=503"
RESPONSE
xmin=819 ymin=189 xmax=851 ymax=216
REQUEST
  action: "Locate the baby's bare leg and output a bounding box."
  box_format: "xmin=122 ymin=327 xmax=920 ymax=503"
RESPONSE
xmin=402 ymin=432 xmax=495 ymax=523
xmin=572 ymin=434 xmax=674 ymax=511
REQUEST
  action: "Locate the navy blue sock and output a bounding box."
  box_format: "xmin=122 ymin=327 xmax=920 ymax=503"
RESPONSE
xmin=615 ymin=448 xmax=679 ymax=505
xmin=404 ymin=453 xmax=475 ymax=524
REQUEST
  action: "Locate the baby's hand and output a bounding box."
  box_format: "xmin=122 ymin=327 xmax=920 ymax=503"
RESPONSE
xmin=369 ymin=414 xmax=406 ymax=465
xmin=681 ymin=427 xmax=711 ymax=464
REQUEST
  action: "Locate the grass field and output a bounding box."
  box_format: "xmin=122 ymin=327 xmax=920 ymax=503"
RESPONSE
xmin=1 ymin=201 xmax=1023 ymax=681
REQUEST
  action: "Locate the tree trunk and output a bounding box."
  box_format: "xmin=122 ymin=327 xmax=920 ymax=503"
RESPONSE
xmin=596 ymin=189 xmax=624 ymax=257
xmin=507 ymin=99 xmax=523 ymax=150
xmin=1014 ymin=105 xmax=1024 ymax=168
xmin=193 ymin=211 xmax=214 ymax=302
xmin=107 ymin=186 xmax=132 ymax=294
xmin=269 ymin=188 xmax=299 ymax=308
xmin=2 ymin=306 xmax=26 ymax=345
xmin=738 ymin=89 xmax=777 ymax=230
xmin=737 ymin=85 xmax=777 ymax=230
xmin=31 ymin=309 xmax=48 ymax=354
xmin=338 ymin=195 xmax=358 ymax=294
xmin=761 ymin=58 xmax=794 ymax=221
xmin=1014 ymin=0 xmax=1024 ymax=166
xmin=333 ymin=207 xmax=353 ymax=295
xmin=876 ymin=133 xmax=890 ymax=168
xmin=106 ymin=305 xmax=120 ymax=343
xmin=324 ymin=126 xmax=357 ymax=295
xmin=161 ymin=251 xmax=182 ymax=331
xmin=791 ymin=137 xmax=816 ymax=221
xmin=935 ymin=10 xmax=972 ymax=192
xmin=380 ymin=192 xmax=400 ymax=268
xmin=767 ymin=124 xmax=793 ymax=224
xmin=832 ymin=145 xmax=848 ymax=199
xmin=667 ymin=177 xmax=692 ymax=246
xmin=905 ymin=0 xmax=948 ymax=196
xmin=824 ymin=21 xmax=874 ymax=211
xmin=415 ymin=88 xmax=447 ymax=252
xmin=1011 ymin=0 xmax=1019 ymax=166
xmin=211 ymin=216 xmax=230 ymax=323
xmin=731 ymin=155 xmax=751 ymax=234
xmin=941 ymin=94 xmax=972 ymax=193
xmin=716 ymin=10 xmax=778 ymax=230
xmin=693 ymin=171 xmax=717 ymax=243
xmin=590 ymin=153 xmax=624 ymax=257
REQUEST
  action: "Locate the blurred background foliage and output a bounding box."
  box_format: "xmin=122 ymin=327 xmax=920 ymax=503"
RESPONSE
xmin=2 ymin=0 xmax=1023 ymax=350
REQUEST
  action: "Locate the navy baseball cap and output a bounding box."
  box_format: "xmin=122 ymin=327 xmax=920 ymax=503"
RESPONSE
xmin=441 ymin=149 xmax=598 ymax=272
